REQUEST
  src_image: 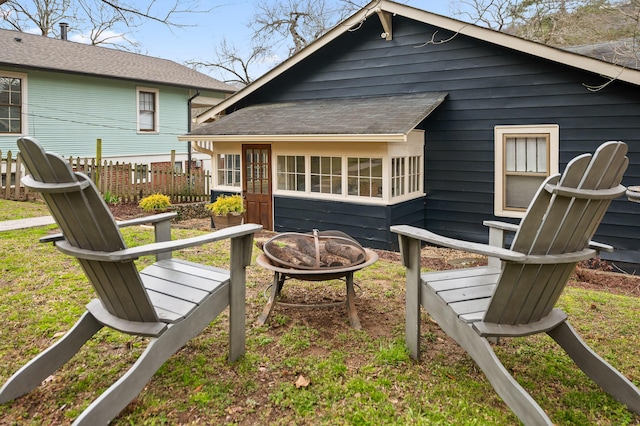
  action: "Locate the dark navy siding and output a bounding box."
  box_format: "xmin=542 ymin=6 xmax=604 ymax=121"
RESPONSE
xmin=274 ymin=196 xmax=426 ymax=250
xmin=236 ymin=15 xmax=640 ymax=262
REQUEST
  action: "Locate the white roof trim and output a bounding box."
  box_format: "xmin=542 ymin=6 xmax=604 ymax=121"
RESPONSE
xmin=178 ymin=133 xmax=408 ymax=143
xmin=197 ymin=0 xmax=640 ymax=124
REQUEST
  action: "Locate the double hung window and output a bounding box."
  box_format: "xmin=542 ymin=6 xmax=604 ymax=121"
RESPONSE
xmin=137 ymin=88 xmax=158 ymax=132
xmin=495 ymin=125 xmax=559 ymax=217
xmin=0 ymin=74 xmax=23 ymax=134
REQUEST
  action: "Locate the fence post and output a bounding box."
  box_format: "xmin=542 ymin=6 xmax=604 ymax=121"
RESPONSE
xmin=96 ymin=139 xmax=102 ymax=186
xmin=15 ymin=153 xmax=23 ymax=200
xmin=5 ymin=151 xmax=12 ymax=200
xmin=170 ymin=150 xmax=176 ymax=202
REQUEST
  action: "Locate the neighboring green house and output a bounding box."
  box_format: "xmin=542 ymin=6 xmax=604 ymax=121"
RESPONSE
xmin=0 ymin=28 xmax=234 ymax=169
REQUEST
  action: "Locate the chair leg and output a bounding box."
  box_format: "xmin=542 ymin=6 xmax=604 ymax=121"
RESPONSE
xmin=420 ymin=285 xmax=553 ymax=425
xmin=0 ymin=311 xmax=103 ymax=403
xmin=548 ymin=321 xmax=640 ymax=414
xmin=72 ymin=317 xmax=195 ymax=425
xmin=399 ymin=235 xmax=422 ymax=360
xmin=71 ymin=290 xmax=232 ymax=425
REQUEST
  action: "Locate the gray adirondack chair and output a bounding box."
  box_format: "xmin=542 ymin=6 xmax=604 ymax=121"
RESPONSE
xmin=0 ymin=137 xmax=262 ymax=425
xmin=391 ymin=141 xmax=640 ymax=425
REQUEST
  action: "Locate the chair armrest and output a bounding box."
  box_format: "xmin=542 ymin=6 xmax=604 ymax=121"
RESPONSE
xmin=116 ymin=212 xmax=177 ymax=228
xmin=587 ymin=241 xmax=614 ymax=253
xmin=390 ymin=225 xmax=596 ymax=264
xmin=483 ymin=220 xmax=519 ymax=233
xmin=40 ymin=212 xmax=178 ymax=244
xmin=483 ymin=220 xmax=519 ymax=267
xmin=55 ymin=223 xmax=263 ymax=262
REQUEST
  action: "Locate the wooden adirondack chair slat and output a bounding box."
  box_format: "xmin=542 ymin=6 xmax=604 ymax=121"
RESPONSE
xmin=391 ymin=141 xmax=640 ymax=425
xmin=0 ymin=137 xmax=262 ymax=425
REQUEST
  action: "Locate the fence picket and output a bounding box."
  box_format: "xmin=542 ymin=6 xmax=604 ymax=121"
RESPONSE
xmin=1 ymin=153 xmax=211 ymax=203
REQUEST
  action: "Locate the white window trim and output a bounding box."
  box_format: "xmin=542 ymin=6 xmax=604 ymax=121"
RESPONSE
xmin=215 ymin=153 xmax=242 ymax=189
xmin=136 ymin=87 xmax=159 ymax=133
xmin=0 ymin=71 xmax=28 ymax=135
xmin=494 ymin=124 xmax=559 ymax=218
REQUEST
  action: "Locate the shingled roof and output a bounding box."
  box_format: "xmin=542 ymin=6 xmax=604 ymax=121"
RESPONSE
xmin=0 ymin=28 xmax=234 ymax=93
xmin=186 ymin=92 xmax=447 ymax=139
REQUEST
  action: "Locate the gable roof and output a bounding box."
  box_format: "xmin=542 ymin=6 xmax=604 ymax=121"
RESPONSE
xmin=0 ymin=28 xmax=234 ymax=93
xmin=184 ymin=92 xmax=446 ymax=142
xmin=196 ymin=0 xmax=640 ymax=123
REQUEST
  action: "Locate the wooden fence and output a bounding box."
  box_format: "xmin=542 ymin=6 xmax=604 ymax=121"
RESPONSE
xmin=1 ymin=150 xmax=211 ymax=203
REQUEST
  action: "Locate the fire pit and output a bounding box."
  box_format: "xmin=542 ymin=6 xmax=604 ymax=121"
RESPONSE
xmin=255 ymin=230 xmax=378 ymax=329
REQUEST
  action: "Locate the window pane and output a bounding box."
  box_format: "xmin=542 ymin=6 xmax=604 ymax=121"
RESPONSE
xmin=311 ymin=156 xmax=341 ymax=194
xmin=277 ymin=155 xmax=305 ymax=191
xmin=138 ymin=91 xmax=156 ymax=131
xmin=139 ymin=112 xmax=154 ymax=130
xmin=217 ymin=154 xmax=241 ymax=186
xmin=310 ymin=156 xmax=319 ymax=174
xmin=347 ymin=157 xmax=383 ymax=197
xmin=505 ymin=175 xmax=546 ymax=209
xmin=0 ymin=77 xmax=21 ymax=133
xmin=506 ymin=136 xmax=547 ymax=173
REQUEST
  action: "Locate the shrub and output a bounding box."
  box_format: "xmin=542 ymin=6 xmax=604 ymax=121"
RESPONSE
xmin=103 ymin=191 xmax=121 ymax=205
xmin=138 ymin=193 xmax=172 ymax=212
xmin=205 ymin=194 xmax=245 ymax=216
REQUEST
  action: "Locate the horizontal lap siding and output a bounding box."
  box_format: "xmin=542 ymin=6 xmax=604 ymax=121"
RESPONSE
xmin=247 ymin=16 xmax=640 ymax=260
xmin=0 ymin=71 xmax=191 ymax=157
xmin=274 ymin=196 xmax=425 ymax=250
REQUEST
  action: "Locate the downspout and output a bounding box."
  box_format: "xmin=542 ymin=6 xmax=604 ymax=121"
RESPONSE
xmin=187 ymin=91 xmax=200 ymax=183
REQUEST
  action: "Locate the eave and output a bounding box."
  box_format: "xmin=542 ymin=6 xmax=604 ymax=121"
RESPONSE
xmin=178 ymin=133 xmax=408 ymax=143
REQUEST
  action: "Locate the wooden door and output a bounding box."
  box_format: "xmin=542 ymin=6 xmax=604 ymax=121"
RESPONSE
xmin=242 ymin=145 xmax=272 ymax=230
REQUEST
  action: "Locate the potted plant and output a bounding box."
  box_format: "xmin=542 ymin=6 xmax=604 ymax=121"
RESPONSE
xmin=206 ymin=194 xmax=245 ymax=228
xmin=138 ymin=193 xmax=172 ymax=213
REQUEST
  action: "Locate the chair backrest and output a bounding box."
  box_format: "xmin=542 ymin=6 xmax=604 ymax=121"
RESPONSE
xmin=18 ymin=137 xmax=159 ymax=323
xmin=484 ymin=141 xmax=628 ymax=325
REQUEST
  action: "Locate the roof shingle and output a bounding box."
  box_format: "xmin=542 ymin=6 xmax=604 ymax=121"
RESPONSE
xmin=189 ymin=92 xmax=447 ymax=136
xmin=0 ymin=28 xmax=234 ymax=92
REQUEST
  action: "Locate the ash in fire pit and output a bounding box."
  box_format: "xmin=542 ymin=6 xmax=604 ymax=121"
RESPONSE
xmin=259 ymin=230 xmax=366 ymax=270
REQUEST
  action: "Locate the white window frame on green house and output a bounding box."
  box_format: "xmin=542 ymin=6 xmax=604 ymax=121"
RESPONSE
xmin=494 ymin=124 xmax=559 ymax=218
xmin=136 ymin=87 xmax=159 ymax=133
xmin=0 ymin=71 xmax=27 ymax=135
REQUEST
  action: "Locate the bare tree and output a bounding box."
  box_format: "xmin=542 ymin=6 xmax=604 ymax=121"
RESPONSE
xmin=0 ymin=0 xmax=207 ymax=48
xmin=188 ymin=39 xmax=271 ymax=87
xmin=196 ymin=0 xmax=360 ymax=85
xmin=1 ymin=0 xmax=74 ymax=36
xmin=452 ymin=0 xmax=517 ymax=30
xmin=251 ymin=0 xmax=358 ymax=56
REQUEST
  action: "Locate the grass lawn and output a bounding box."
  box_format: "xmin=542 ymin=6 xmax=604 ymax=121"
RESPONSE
xmin=0 ymin=199 xmax=638 ymax=425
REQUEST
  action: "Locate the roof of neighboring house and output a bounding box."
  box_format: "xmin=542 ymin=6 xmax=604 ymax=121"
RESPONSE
xmin=195 ymin=0 xmax=640 ymax=124
xmin=0 ymin=28 xmax=234 ymax=93
xmin=565 ymin=38 xmax=639 ymax=70
xmin=184 ymin=92 xmax=447 ymax=141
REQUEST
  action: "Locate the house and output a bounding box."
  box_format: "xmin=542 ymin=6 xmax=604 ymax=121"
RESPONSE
xmin=0 ymin=27 xmax=235 ymax=171
xmin=180 ymin=0 xmax=640 ymax=265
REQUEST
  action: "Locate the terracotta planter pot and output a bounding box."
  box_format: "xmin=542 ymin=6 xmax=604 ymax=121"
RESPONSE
xmin=212 ymin=213 xmax=244 ymax=229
